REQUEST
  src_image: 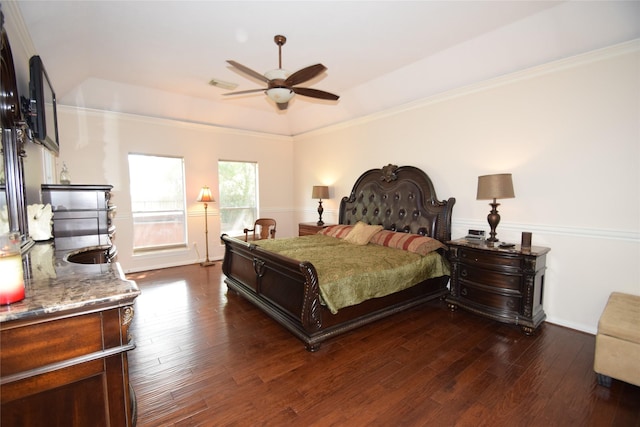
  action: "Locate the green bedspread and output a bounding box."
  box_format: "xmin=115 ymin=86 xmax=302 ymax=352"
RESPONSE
xmin=253 ymin=235 xmax=449 ymax=314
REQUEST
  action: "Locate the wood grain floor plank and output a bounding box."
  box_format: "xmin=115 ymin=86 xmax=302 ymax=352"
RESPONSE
xmin=127 ymin=264 xmax=640 ymax=426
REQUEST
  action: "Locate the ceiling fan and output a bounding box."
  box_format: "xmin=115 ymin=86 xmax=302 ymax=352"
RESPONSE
xmin=224 ymin=35 xmax=339 ymax=111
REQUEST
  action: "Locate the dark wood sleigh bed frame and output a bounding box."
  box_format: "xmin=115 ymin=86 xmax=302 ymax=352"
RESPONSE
xmin=221 ymin=164 xmax=455 ymax=351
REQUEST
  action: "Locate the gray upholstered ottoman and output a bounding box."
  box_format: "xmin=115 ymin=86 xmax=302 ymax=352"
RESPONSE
xmin=594 ymin=292 xmax=640 ymax=387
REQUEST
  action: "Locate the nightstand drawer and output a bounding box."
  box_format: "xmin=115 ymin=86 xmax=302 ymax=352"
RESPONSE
xmin=459 ymin=284 xmax=521 ymax=314
xmin=459 ymin=265 xmax=522 ymax=291
xmin=459 ymin=248 xmax=522 ymax=269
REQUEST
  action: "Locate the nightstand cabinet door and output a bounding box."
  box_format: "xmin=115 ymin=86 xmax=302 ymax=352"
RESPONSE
xmin=446 ymin=240 xmax=549 ymax=335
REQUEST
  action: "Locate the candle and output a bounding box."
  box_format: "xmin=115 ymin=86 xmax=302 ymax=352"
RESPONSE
xmin=0 ymin=232 xmax=25 ymax=305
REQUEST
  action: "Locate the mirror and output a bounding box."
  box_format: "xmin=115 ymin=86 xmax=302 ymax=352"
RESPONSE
xmin=1 ymin=9 xmax=32 ymax=250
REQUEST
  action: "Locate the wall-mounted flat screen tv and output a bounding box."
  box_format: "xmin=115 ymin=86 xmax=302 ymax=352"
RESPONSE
xmin=27 ymin=55 xmax=59 ymax=154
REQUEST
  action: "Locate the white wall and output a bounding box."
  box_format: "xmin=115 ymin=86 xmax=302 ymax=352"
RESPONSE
xmin=293 ymin=41 xmax=640 ymax=334
xmin=56 ymin=109 xmax=295 ymax=272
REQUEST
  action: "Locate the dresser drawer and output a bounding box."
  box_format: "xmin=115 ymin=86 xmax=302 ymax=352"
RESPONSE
xmin=459 ymin=264 xmax=522 ymax=291
xmin=53 ymin=216 xmax=110 ymax=237
xmin=53 ymin=234 xmax=111 ymax=250
xmin=43 ymin=190 xmax=109 ymax=211
xmin=1 ymin=313 xmax=104 ymax=376
xmin=459 ymin=283 xmax=521 ymax=314
xmin=459 ymin=248 xmax=522 ymax=270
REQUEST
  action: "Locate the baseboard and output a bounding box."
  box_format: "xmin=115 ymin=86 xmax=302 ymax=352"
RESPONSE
xmin=545 ymin=317 xmax=596 ymax=336
xmin=123 ymin=258 xmax=223 ymax=274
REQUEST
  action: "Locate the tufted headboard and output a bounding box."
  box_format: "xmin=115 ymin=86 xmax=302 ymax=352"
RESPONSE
xmin=339 ymin=164 xmax=455 ymax=243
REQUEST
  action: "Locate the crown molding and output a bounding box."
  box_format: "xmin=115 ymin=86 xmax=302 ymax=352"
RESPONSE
xmin=58 ymin=104 xmax=293 ymax=142
xmin=2 ymin=1 xmax=36 ymax=56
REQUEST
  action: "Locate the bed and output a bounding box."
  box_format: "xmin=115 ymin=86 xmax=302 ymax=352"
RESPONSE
xmin=221 ymin=164 xmax=455 ymax=351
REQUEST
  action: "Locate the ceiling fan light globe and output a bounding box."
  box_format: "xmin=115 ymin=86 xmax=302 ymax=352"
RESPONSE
xmin=266 ymin=88 xmax=294 ymax=103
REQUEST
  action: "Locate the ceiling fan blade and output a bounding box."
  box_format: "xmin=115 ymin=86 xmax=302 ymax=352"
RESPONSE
xmin=292 ymin=87 xmax=340 ymax=101
xmin=276 ymin=101 xmax=289 ymax=111
xmin=285 ymin=64 xmax=327 ymax=87
xmin=227 ymin=60 xmax=269 ymax=83
xmin=223 ymin=88 xmax=266 ymax=96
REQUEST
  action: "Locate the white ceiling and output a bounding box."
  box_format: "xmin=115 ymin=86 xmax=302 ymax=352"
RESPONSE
xmin=14 ymin=1 xmax=640 ymax=136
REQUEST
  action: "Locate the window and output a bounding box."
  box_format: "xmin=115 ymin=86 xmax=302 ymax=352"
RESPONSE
xmin=128 ymin=154 xmax=187 ymax=251
xmin=218 ymin=160 xmax=258 ymax=236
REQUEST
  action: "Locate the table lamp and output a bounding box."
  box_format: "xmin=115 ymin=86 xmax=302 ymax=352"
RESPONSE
xmin=311 ymin=185 xmax=329 ymax=226
xmin=476 ymin=173 xmax=515 ymax=243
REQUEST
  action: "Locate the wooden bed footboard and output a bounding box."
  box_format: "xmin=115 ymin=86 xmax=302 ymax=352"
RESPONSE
xmin=220 ymin=235 xmax=323 ymax=333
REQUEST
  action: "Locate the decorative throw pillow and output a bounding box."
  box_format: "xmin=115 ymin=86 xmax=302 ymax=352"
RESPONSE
xmin=369 ymin=229 xmax=446 ymax=255
xmin=343 ymin=221 xmax=383 ymax=245
xmin=319 ymin=224 xmax=354 ymax=238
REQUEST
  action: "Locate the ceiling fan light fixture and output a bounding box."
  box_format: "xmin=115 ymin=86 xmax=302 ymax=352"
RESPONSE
xmin=225 ymin=35 xmax=339 ymax=110
xmin=266 ymin=87 xmax=294 ymax=103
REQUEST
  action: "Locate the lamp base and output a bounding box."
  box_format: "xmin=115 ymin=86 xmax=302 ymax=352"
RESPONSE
xmin=200 ymin=260 xmax=215 ymax=267
xmin=487 ymin=200 xmax=501 ymax=243
xmin=317 ymin=200 xmax=325 ymax=227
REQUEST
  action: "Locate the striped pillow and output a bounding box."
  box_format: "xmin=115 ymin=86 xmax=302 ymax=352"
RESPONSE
xmin=318 ymin=224 xmax=354 ymax=238
xmin=369 ymin=230 xmax=446 ymax=255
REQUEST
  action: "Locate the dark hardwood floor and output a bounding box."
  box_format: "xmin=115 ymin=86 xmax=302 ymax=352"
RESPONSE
xmin=126 ymin=264 xmax=640 ymax=426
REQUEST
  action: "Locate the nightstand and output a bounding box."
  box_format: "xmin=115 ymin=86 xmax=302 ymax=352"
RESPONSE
xmin=446 ymin=238 xmax=550 ymax=335
xmin=298 ymin=222 xmax=332 ymax=236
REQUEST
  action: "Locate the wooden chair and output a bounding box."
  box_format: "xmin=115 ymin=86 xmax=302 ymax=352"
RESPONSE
xmin=244 ymin=218 xmax=276 ymax=242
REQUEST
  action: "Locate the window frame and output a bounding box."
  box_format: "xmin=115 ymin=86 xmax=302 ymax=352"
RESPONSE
xmin=128 ymin=153 xmax=188 ymax=253
xmin=218 ymin=160 xmax=259 ymax=238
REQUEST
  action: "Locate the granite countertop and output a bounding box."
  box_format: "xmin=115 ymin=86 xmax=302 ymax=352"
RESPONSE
xmin=0 ymin=242 xmax=140 ymax=323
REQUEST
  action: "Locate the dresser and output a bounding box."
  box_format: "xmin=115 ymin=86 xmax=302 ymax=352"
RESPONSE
xmin=42 ymin=184 xmax=116 ymax=258
xmin=1 ymin=243 xmax=140 ymax=426
xmin=446 ymin=239 xmax=550 ymax=334
xmin=298 ymin=222 xmax=332 ymax=236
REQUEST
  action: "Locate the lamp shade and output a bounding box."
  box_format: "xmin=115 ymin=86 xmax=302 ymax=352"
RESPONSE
xmin=197 ymin=186 xmax=215 ymax=203
xmin=311 ymin=185 xmax=329 ymax=199
xmin=476 ymin=174 xmax=515 ymax=200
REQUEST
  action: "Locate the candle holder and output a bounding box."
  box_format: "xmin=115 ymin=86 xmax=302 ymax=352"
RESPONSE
xmin=0 ymin=232 xmax=25 ymax=305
